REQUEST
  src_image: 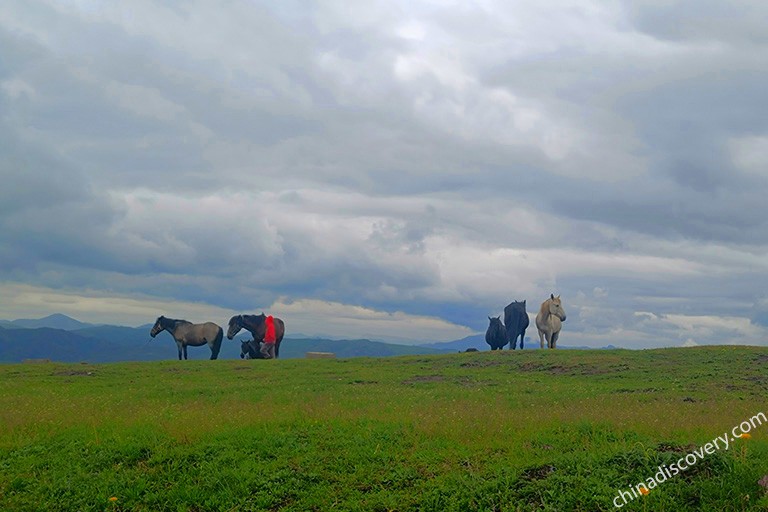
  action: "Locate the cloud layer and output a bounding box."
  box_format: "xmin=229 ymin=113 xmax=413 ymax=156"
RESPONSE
xmin=1 ymin=1 xmax=767 ymax=346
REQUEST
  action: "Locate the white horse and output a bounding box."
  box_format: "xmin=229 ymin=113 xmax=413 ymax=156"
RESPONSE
xmin=536 ymin=294 xmax=567 ymax=349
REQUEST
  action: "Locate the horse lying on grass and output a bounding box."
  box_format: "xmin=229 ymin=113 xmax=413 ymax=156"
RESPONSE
xmin=227 ymin=313 xmax=285 ymax=359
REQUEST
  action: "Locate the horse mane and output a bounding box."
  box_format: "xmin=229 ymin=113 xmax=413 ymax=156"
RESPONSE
xmin=539 ymin=299 xmax=551 ymax=316
xmin=160 ymin=317 xmax=192 ymax=329
xmin=241 ymin=314 xmax=266 ymax=329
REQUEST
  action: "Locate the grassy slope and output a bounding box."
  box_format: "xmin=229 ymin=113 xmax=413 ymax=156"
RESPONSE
xmin=0 ymin=346 xmax=766 ymax=511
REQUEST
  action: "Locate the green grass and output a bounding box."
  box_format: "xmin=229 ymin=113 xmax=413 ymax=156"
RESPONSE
xmin=1 ymin=346 xmax=766 ymax=511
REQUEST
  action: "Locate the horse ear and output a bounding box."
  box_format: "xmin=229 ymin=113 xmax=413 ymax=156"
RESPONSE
xmin=488 ymin=316 xmax=492 ymax=321
xmin=556 ymin=295 xmax=561 ymax=299
xmin=550 ymin=293 xmax=555 ymax=300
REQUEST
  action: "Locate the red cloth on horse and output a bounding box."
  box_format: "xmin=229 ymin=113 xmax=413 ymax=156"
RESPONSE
xmin=263 ymin=315 xmax=276 ymax=344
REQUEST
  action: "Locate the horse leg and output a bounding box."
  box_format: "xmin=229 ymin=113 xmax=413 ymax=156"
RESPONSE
xmin=183 ymin=344 xmax=188 ymax=360
xmin=538 ymin=329 xmax=546 ymax=349
xmin=551 ymin=331 xmax=559 ymax=349
xmin=177 ymin=342 xmax=183 ymax=360
xmin=210 ymin=341 xmax=220 ymax=360
xmin=520 ymin=329 xmax=526 ymax=350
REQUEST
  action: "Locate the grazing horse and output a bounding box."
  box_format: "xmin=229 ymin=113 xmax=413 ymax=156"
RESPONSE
xmin=535 ymin=294 xmax=567 ymax=349
xmin=485 ymin=316 xmax=507 ymax=350
xmin=227 ymin=313 xmax=285 ymax=358
xmin=150 ymin=316 xmax=224 ymax=360
xmin=504 ymin=300 xmax=530 ymax=350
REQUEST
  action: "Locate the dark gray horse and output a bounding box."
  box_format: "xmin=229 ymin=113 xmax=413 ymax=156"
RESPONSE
xmin=504 ymin=300 xmax=529 ymax=350
xmin=150 ymin=316 xmax=224 ymax=360
xmin=240 ymin=339 xmax=266 ymax=359
xmin=485 ymin=316 xmax=507 ymax=350
xmin=227 ymin=313 xmax=285 ymax=359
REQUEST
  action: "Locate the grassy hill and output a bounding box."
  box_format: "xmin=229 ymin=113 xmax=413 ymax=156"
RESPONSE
xmin=0 ymin=346 xmax=766 ymax=511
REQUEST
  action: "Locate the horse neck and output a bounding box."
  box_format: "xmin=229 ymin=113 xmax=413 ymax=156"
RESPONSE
xmin=165 ymin=318 xmax=189 ymax=337
xmin=159 ymin=317 xmax=175 ymax=333
xmin=539 ymin=301 xmax=551 ymax=320
xmin=244 ymin=315 xmax=264 ymax=332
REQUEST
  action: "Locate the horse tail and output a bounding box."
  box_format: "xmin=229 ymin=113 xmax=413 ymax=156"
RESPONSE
xmin=504 ymin=309 xmax=516 ymax=341
xmin=275 ymin=318 xmax=285 ymax=358
xmin=210 ymin=326 xmax=224 ymax=360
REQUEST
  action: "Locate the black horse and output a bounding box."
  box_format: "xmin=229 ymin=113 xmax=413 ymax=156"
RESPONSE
xmin=227 ymin=313 xmax=285 ymax=359
xmin=240 ymin=339 xmax=266 ymax=359
xmin=504 ymin=300 xmax=529 ymax=350
xmin=485 ymin=316 xmax=507 ymax=350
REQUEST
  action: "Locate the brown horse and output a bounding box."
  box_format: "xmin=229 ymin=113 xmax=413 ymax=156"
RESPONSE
xmin=535 ymin=294 xmax=566 ymax=349
xmin=150 ymin=316 xmax=224 ymax=360
xmin=227 ymin=313 xmax=285 ymax=358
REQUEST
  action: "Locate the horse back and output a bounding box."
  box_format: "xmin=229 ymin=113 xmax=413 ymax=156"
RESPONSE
xmin=504 ymin=305 xmax=529 ymax=334
xmin=179 ymin=322 xmax=222 ymax=343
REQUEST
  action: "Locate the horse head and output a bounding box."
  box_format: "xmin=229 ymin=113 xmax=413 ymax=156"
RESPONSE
xmin=150 ymin=316 xmax=166 ymax=338
xmin=548 ymin=294 xmax=567 ymax=321
xmin=488 ymin=315 xmax=504 ymax=329
xmin=227 ymin=315 xmax=243 ymax=340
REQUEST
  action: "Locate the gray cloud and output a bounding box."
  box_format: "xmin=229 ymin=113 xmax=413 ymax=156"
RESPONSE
xmin=1 ymin=1 xmax=767 ymax=345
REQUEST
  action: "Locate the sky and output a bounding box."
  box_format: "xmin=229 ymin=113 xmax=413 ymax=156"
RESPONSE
xmin=1 ymin=1 xmax=767 ymax=347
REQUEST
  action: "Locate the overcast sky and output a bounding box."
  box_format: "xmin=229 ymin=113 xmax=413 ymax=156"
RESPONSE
xmin=1 ymin=1 xmax=767 ymax=347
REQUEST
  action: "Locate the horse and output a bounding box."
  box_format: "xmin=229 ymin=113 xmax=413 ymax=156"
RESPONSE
xmin=227 ymin=313 xmax=285 ymax=359
xmin=485 ymin=316 xmax=507 ymax=350
xmin=535 ymin=294 xmax=567 ymax=349
xmin=240 ymin=339 xmax=266 ymax=360
xmin=504 ymin=300 xmax=530 ymax=350
xmin=149 ymin=316 xmax=224 ymax=360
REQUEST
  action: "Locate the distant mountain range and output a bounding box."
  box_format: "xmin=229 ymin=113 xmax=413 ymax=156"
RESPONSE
xmin=0 ymin=313 xmax=95 ymax=330
xmin=0 ymin=314 xmax=454 ymax=362
xmin=418 ymin=334 xmax=616 ymax=351
xmin=0 ymin=314 xmax=617 ymax=363
xmin=420 ymin=333 xmax=489 ymax=351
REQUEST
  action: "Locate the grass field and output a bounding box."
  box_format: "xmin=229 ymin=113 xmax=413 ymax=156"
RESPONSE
xmin=1 ymin=346 xmax=767 ymax=511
